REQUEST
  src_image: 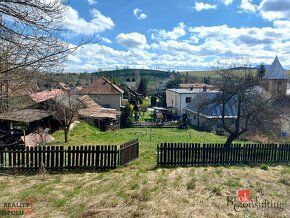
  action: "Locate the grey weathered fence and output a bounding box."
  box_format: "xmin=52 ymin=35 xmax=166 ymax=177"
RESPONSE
xmin=0 ymin=139 xmax=139 ymax=172
xmin=157 ymin=143 xmax=290 ymax=166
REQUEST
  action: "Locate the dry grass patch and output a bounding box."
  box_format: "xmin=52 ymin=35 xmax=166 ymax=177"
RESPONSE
xmin=1 ymin=165 xmax=290 ymax=217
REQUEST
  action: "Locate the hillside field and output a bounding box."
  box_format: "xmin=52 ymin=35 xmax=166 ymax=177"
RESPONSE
xmin=0 ymin=122 xmax=289 ymax=218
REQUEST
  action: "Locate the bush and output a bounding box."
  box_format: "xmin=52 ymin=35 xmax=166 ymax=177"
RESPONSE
xmin=260 ymin=164 xmax=269 ymax=171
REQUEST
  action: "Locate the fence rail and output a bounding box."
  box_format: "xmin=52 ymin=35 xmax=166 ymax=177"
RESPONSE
xmin=157 ymin=143 xmax=290 ymax=166
xmin=0 ymin=139 xmax=138 ymax=172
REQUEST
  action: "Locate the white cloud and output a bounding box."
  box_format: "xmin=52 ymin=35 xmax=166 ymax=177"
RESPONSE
xmin=63 ymin=7 xmax=114 ymax=35
xmin=116 ymin=32 xmax=147 ymax=49
xmin=220 ymin=0 xmax=233 ymax=6
xmin=87 ymin=0 xmax=97 ymax=5
xmin=133 ymin=8 xmax=147 ymax=20
xmin=65 ymin=22 xmax=290 ymax=72
xmin=259 ymin=0 xmax=290 ymax=21
xmin=101 ymin=37 xmax=112 ymax=44
xmin=151 ymin=22 xmax=186 ymax=41
xmin=239 ymin=0 xmax=257 ymax=13
xmin=194 ymin=2 xmax=217 ymax=12
xmin=65 ymin=43 xmax=153 ymax=72
xmin=67 ymin=54 xmax=82 ymax=64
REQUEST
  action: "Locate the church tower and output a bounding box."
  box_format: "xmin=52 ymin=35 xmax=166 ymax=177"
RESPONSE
xmin=263 ymin=56 xmax=288 ymax=96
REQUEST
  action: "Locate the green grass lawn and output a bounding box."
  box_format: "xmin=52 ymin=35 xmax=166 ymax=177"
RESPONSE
xmin=1 ymin=121 xmax=289 ymax=218
xmin=51 ymin=121 xmax=239 ymax=168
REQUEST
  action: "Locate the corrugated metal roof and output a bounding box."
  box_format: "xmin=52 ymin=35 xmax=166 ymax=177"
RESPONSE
xmin=184 ymin=92 xmax=237 ymax=118
xmin=263 ymin=56 xmax=288 ymax=80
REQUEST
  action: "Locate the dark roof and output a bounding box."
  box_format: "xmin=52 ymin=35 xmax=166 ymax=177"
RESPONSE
xmin=184 ymin=92 xmax=237 ymax=118
xmin=79 ymin=77 xmax=124 ymax=95
xmin=0 ymin=109 xmax=51 ymax=123
xmin=263 ymin=56 xmax=288 ymax=80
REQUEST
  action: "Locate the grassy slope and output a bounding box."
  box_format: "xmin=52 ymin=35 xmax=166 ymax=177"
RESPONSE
xmin=1 ymin=122 xmax=289 ymax=218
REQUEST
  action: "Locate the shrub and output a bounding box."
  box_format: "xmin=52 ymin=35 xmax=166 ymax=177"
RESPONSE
xmin=260 ymin=164 xmax=269 ymax=171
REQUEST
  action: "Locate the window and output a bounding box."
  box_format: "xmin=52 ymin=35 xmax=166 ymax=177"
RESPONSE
xmin=185 ymin=97 xmax=191 ymax=103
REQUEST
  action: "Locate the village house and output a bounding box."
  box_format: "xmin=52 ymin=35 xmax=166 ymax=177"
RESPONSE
xmin=183 ymin=92 xmax=237 ymax=132
xmin=166 ymin=88 xmax=218 ymax=117
xmin=78 ymin=95 xmax=121 ymax=131
xmin=183 ymin=56 xmax=290 ymax=137
xmin=78 ymin=77 xmax=124 ymax=111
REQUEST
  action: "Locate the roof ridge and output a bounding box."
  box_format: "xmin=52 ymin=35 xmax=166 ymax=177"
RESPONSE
xmin=101 ymin=76 xmax=124 ymax=94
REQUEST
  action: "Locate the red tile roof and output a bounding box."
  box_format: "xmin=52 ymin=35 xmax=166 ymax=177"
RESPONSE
xmin=29 ymin=89 xmax=64 ymax=103
xmin=79 ymin=77 xmax=124 ymax=95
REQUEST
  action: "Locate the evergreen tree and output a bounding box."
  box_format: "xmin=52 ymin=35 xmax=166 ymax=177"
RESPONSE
xmin=151 ymin=96 xmax=157 ymax=106
xmin=165 ymin=78 xmax=182 ymax=89
xmin=257 ymin=63 xmax=266 ymax=78
xmin=120 ymin=103 xmax=133 ymax=128
xmin=137 ymin=78 xmax=148 ymax=96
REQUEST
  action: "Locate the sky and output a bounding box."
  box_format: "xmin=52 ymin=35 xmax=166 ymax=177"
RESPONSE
xmin=62 ymin=0 xmax=290 ymax=72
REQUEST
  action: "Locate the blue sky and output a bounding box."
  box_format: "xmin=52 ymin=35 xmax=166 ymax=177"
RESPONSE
xmin=62 ymin=0 xmax=290 ymax=72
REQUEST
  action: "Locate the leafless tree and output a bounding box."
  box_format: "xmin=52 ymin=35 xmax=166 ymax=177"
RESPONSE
xmin=203 ymin=57 xmax=282 ymax=145
xmin=48 ymin=92 xmax=83 ymax=142
xmin=0 ymin=0 xmax=90 ymax=111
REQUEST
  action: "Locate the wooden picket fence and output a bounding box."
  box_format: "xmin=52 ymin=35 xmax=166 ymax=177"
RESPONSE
xmin=157 ymin=143 xmax=290 ymax=166
xmin=119 ymin=139 xmax=139 ymax=166
xmin=0 ymin=140 xmax=139 ymax=172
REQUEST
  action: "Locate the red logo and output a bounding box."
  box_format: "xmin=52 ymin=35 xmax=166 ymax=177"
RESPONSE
xmin=238 ymin=190 xmax=250 ymax=202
